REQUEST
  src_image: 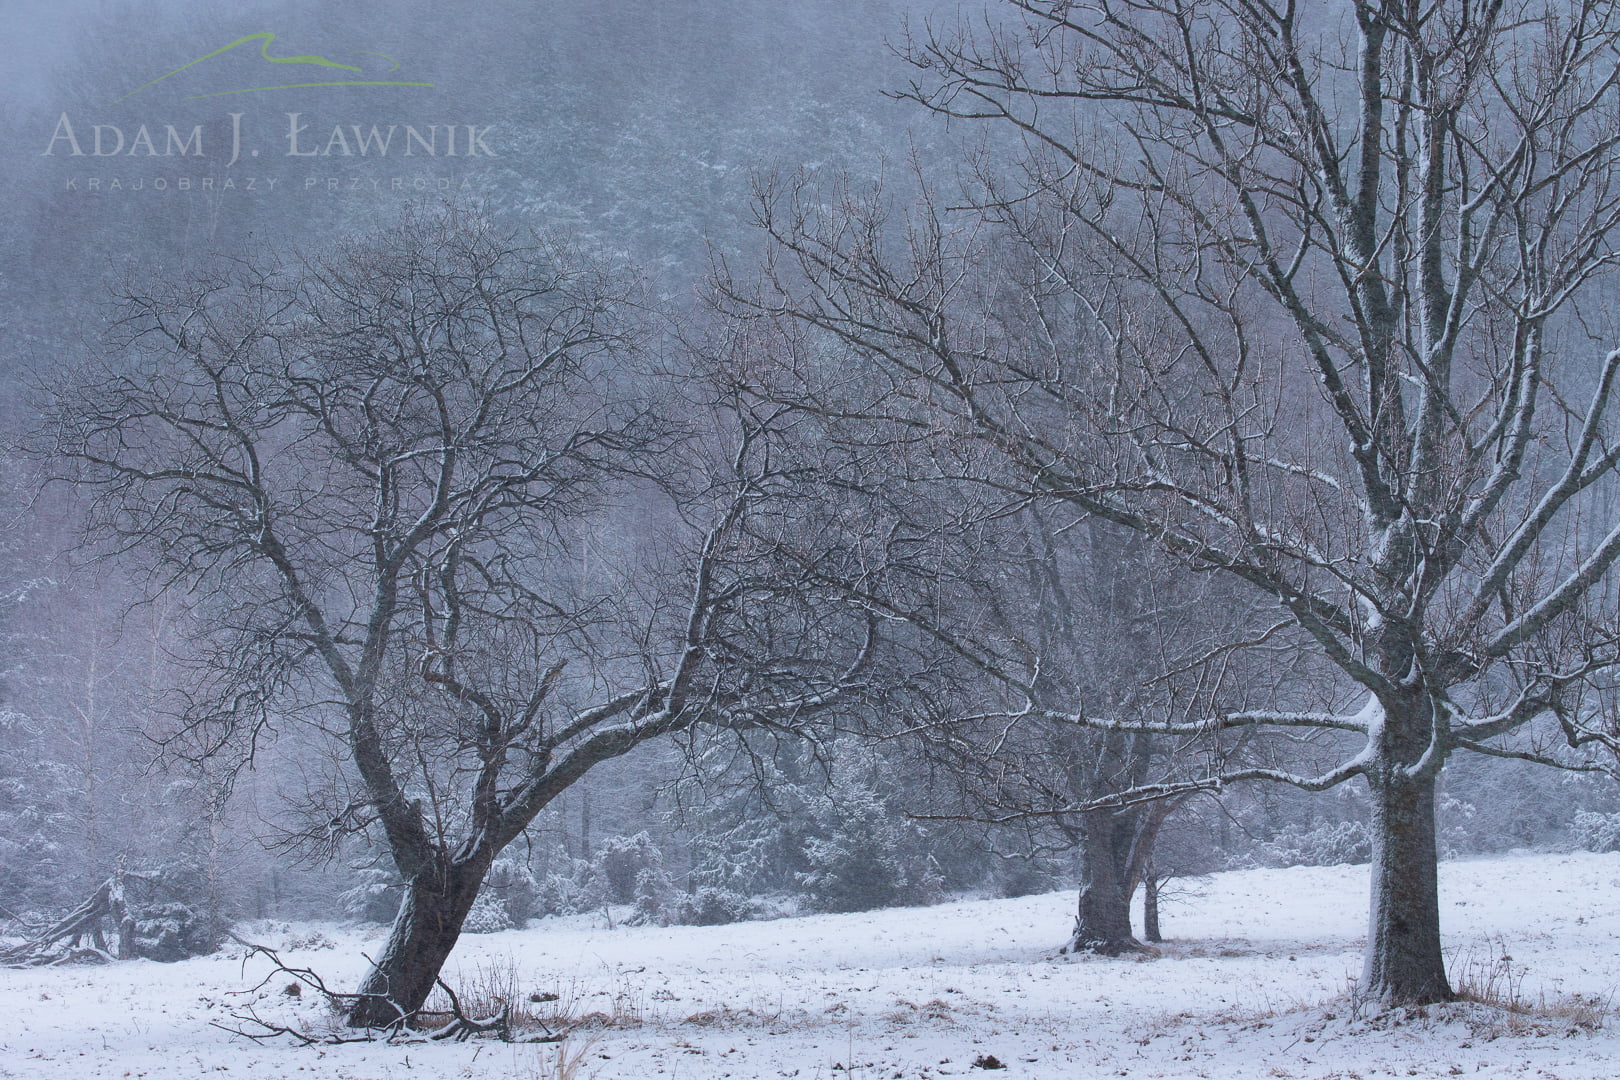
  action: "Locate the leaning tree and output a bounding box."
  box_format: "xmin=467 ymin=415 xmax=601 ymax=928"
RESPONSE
xmin=37 ymin=209 xmax=881 ymax=1027
xmin=731 ymin=0 xmax=1620 ymax=1005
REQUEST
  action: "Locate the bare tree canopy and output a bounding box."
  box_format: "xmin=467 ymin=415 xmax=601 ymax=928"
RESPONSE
xmin=724 ymin=0 xmax=1620 ymax=1005
xmin=34 ymin=208 xmax=881 ymax=1026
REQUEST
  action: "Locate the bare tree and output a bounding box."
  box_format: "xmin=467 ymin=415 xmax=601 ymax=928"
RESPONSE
xmin=730 ymin=0 xmax=1620 ymax=1005
xmin=704 ymin=302 xmax=1292 ymax=954
xmin=894 ymin=511 xmax=1218 ymax=955
xmin=967 ymin=516 xmax=1239 ymax=956
xmin=36 ymin=209 xmax=879 ymax=1027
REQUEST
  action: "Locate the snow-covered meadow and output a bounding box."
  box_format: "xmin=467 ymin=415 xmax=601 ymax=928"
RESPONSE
xmin=5 ymin=851 xmax=1620 ymax=1080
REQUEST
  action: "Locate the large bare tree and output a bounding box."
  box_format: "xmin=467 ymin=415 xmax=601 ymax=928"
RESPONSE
xmin=952 ymin=514 xmax=1276 ymax=956
xmin=37 ymin=210 xmax=879 ymax=1027
xmin=706 ymin=295 xmax=1293 ymax=956
xmin=730 ymin=0 xmax=1620 ymax=1005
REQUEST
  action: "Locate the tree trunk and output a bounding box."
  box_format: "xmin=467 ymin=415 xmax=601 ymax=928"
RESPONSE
xmin=1361 ymin=722 xmax=1452 ymax=1006
xmin=111 ymin=874 xmax=136 ymax=960
xmin=1124 ymin=798 xmax=1172 ymax=945
xmin=1064 ymin=809 xmax=1144 ymax=955
xmin=347 ymin=855 xmax=489 ymax=1028
xmin=1141 ymin=860 xmax=1161 ymax=944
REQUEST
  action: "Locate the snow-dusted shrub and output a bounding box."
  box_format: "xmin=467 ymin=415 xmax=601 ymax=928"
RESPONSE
xmin=536 ymin=858 xmax=594 ymax=917
xmin=133 ymin=864 xmax=229 ymax=958
xmin=483 ymin=858 xmax=542 ymax=924
xmin=679 ymin=741 xmax=818 ymax=898
xmin=799 ymin=783 xmax=944 ymax=914
xmin=689 ymin=826 xmax=804 ymax=898
xmin=674 ymin=886 xmax=754 ymax=926
xmin=130 ymin=901 xmax=217 ymax=961
xmin=593 ymin=832 xmax=664 ymax=905
xmin=801 ymin=835 xmax=904 ymax=912
xmin=1571 ymin=810 xmax=1620 ymax=853
xmin=461 ymin=891 xmax=514 ymax=934
xmin=339 ymin=867 xmax=400 ymax=924
xmin=1257 ymin=820 xmax=1372 ymax=867
xmin=994 ymin=857 xmax=1062 ymax=899
xmin=624 ymin=866 xmax=676 ymax=926
xmin=280 ymin=928 xmax=335 ymax=951
xmin=1437 ymin=794 xmax=1480 ymax=858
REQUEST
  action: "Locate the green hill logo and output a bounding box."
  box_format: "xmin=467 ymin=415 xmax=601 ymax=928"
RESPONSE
xmin=117 ymin=31 xmax=434 ymax=101
xmin=43 ymin=31 xmax=488 ymax=170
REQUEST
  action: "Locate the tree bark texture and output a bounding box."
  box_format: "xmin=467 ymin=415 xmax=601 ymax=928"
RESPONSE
xmin=1362 ymin=761 xmax=1451 ymax=1005
xmin=1065 ymin=808 xmax=1145 ymax=955
xmin=1141 ymin=860 xmax=1161 ymax=944
xmin=347 ymin=855 xmax=491 ymax=1028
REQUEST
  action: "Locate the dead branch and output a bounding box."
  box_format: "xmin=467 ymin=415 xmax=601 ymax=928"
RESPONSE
xmin=428 ymin=976 xmax=512 ymax=1042
xmin=221 ymin=942 xmax=562 ymax=1044
xmin=232 ymin=944 xmax=409 ymax=1029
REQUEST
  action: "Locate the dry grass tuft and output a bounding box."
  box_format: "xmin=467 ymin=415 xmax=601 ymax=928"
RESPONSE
xmin=419 ymin=955 xmax=646 ymax=1038
xmin=1450 ymin=939 xmax=1611 ymax=1036
xmin=529 ymin=1035 xmax=601 ymax=1080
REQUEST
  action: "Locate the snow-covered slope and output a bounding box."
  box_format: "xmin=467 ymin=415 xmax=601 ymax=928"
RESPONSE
xmin=5 ymin=852 xmax=1619 ymax=1079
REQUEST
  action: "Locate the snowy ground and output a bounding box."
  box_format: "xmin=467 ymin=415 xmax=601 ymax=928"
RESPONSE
xmin=5 ymin=852 xmax=1620 ymax=1079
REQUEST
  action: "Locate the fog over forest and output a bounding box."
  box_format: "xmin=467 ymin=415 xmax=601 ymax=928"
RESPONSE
xmin=7 ymin=2 xmax=1620 ymax=1075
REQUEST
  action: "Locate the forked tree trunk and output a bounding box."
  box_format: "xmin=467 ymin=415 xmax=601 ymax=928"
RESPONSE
xmin=1064 ymin=809 xmax=1145 ymax=955
xmin=347 ymin=855 xmax=490 ymax=1028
